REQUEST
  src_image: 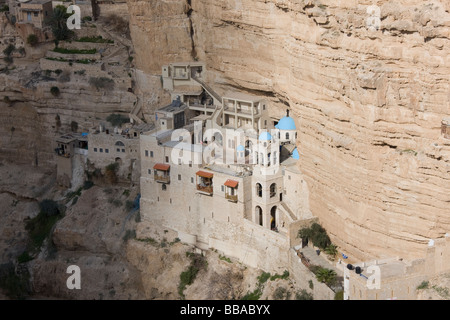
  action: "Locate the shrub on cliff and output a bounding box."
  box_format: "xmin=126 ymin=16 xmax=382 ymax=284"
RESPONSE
xmin=26 ymin=34 xmax=38 ymax=47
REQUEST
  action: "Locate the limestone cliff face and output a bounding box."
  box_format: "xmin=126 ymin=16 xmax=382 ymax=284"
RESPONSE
xmin=127 ymin=0 xmax=450 ymax=261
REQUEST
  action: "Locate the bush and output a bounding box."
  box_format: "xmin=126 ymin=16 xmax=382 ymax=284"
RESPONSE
xmin=106 ymin=113 xmax=129 ymax=127
xmin=298 ymin=222 xmax=331 ymax=250
xmin=0 ymin=263 xmax=30 ymax=299
xmin=76 ymin=36 xmax=113 ymax=43
xmin=334 ymin=290 xmax=344 ymax=300
xmin=26 ymin=200 xmax=62 ymax=249
xmin=83 ymin=180 xmax=94 ymax=190
xmin=3 ymin=44 xmax=15 ymax=56
xmin=3 ymin=55 xmax=13 ymax=64
xmin=27 ymin=34 xmax=39 ymax=46
xmin=53 ymin=47 xmax=96 ymax=54
xmin=50 ymin=5 xmax=73 ymax=41
xmin=50 ymin=86 xmax=60 ymax=96
xmin=17 ymin=251 xmax=34 ymax=264
xmin=27 ymin=33 xmax=39 ymax=47
xmin=272 ymin=287 xmax=291 ymax=300
xmin=70 ymin=120 xmax=78 ymax=132
xmin=417 ymin=281 xmax=429 ymax=290
xmin=315 ymin=268 xmax=337 ymax=286
xmin=295 ymin=289 xmax=313 ymax=300
xmin=178 ymin=253 xmax=206 ymax=299
xmin=125 ymin=200 xmax=134 ymax=210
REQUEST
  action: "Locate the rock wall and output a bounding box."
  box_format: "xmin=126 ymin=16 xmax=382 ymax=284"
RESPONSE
xmin=127 ymin=0 xmax=450 ymax=261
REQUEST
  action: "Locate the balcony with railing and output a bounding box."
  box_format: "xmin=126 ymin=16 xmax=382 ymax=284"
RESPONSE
xmin=153 ymin=163 xmax=170 ymax=184
xmin=196 ymin=170 xmax=214 ymax=195
xmin=225 ymin=193 xmax=238 ymax=202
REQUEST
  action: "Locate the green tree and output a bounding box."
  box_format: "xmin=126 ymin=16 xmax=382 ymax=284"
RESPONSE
xmin=50 ymin=5 xmax=72 ymax=41
xmin=26 ymin=34 xmax=39 ymax=46
xmin=315 ymin=268 xmax=337 ymax=286
xmin=298 ymin=223 xmax=331 ymax=250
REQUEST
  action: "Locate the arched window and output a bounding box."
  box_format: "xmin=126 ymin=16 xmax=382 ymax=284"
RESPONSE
xmin=115 ymin=141 xmax=125 ymax=146
xmin=285 ymin=132 xmax=289 ymax=140
xmin=255 ymin=206 xmax=263 ymax=226
xmin=270 ymin=183 xmax=276 ymax=198
xmin=256 ymin=183 xmax=262 ymax=197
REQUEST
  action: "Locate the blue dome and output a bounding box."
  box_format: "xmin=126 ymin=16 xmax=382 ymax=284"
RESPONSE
xmin=259 ymin=131 xmax=272 ymax=141
xmin=291 ymin=148 xmax=300 ymax=160
xmin=236 ymin=145 xmax=245 ymax=152
xmin=275 ymin=116 xmax=296 ymax=130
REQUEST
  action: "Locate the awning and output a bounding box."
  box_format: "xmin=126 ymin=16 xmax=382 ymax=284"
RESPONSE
xmin=196 ymin=170 xmax=213 ymax=178
xmin=224 ymin=179 xmax=238 ymax=188
xmin=153 ymin=163 xmax=170 ymax=171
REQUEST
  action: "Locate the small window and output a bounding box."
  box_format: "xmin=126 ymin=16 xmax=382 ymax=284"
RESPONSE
xmin=165 ymin=156 xmax=169 ymax=163
xmin=150 ymin=151 xmax=154 ymax=157
xmin=121 ymin=148 xmax=125 ymax=152
xmin=34 ymin=12 xmax=38 ymax=17
xmin=162 ymin=184 xmax=167 ymax=191
xmin=286 ymin=132 xmax=289 ymax=140
xmin=116 ymin=148 xmax=120 ymax=152
xmin=189 ymin=161 xmax=192 ymax=167
xmin=263 ymin=104 xmax=266 ymax=110
xmin=148 ymin=169 xmax=151 ymax=174
xmin=106 ymin=149 xmax=109 ymax=153
xmin=191 ymin=177 xmax=194 ymax=183
xmin=178 ymin=174 xmax=181 ymax=181
xmin=94 ymin=148 xmax=97 ymax=152
xmin=100 ymin=148 xmax=103 ymax=153
xmin=178 ymin=158 xmax=182 ymax=165
xmin=221 ymin=185 xmax=224 ymax=192
xmin=145 ymin=150 xmax=149 ymax=157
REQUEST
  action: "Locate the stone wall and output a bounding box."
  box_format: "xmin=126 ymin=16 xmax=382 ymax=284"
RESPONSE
xmin=88 ymin=130 xmax=140 ymax=182
xmin=288 ymin=249 xmax=335 ymax=300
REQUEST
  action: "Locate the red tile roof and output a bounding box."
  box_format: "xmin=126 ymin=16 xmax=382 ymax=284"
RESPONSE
xmin=224 ymin=179 xmax=238 ymax=188
xmin=153 ymin=163 xmax=170 ymax=171
xmin=196 ymin=170 xmax=214 ymax=178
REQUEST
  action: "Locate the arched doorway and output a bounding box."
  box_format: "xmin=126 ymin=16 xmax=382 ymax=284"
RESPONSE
xmin=255 ymin=206 xmax=263 ymax=226
xmin=270 ymin=206 xmax=277 ymax=231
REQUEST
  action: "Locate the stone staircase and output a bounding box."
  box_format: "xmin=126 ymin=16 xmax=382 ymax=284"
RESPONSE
xmin=192 ymin=75 xmax=222 ymax=104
